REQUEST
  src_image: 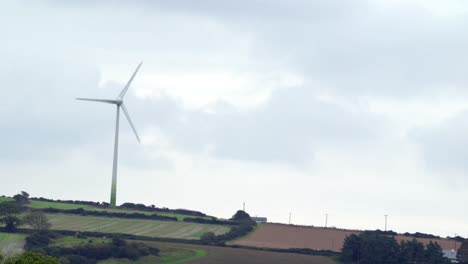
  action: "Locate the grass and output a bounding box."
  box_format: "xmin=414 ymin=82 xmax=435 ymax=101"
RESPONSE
xmin=27 ymin=200 xmax=209 ymax=221
xmin=1 ymin=197 xmax=211 ymax=221
xmin=28 ymin=200 xmax=94 ymax=210
xmin=45 ymin=214 xmax=230 ymax=239
xmin=0 ymin=197 xmax=13 ymax=203
xmin=0 ymin=232 xmax=26 ymax=255
xmin=158 ymin=248 xmax=206 ymax=264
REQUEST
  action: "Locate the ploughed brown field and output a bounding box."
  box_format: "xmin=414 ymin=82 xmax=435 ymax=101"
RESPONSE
xmin=142 ymin=241 xmax=336 ymax=264
xmin=232 ymin=223 xmax=460 ymax=252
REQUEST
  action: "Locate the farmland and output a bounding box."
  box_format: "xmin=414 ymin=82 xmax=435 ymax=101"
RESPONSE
xmin=45 ymin=214 xmax=230 ymax=239
xmin=0 ymin=197 xmax=13 ymax=203
xmin=232 ymin=223 xmax=459 ymax=252
xmin=140 ymin=241 xmax=337 ymax=264
xmin=29 ymin=200 xmax=198 ymax=220
xmin=0 ymin=199 xmax=209 ymax=221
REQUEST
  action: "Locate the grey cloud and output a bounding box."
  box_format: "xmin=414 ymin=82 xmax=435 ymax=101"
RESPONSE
xmin=0 ymin=56 xmax=109 ymax=160
xmin=139 ymin=86 xmax=384 ymax=165
xmin=144 ymin=0 xmax=468 ymax=97
xmin=411 ymin=111 xmax=468 ymax=177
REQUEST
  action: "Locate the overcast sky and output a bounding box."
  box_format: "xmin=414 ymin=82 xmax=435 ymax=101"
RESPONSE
xmin=1 ymin=0 xmax=468 ymax=237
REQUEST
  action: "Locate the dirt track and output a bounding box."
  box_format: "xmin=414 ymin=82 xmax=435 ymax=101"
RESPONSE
xmin=232 ymin=223 xmax=460 ymax=252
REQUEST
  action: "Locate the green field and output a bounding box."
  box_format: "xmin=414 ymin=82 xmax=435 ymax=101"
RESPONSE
xmin=45 ymin=214 xmax=230 ymax=239
xmin=28 ymin=200 xmax=94 ymax=210
xmin=0 ymin=232 xmax=26 ymax=255
xmin=25 ymin=200 xmax=209 ymax=221
xmin=0 ymin=198 xmax=210 ymax=221
xmin=0 ymin=197 xmax=13 ymax=203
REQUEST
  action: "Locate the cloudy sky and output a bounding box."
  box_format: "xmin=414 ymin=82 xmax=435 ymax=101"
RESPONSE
xmin=1 ymin=0 xmax=468 ymax=237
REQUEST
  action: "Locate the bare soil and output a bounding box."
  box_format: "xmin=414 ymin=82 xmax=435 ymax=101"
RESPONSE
xmin=141 ymin=241 xmax=336 ymax=264
xmin=233 ymin=223 xmax=459 ymax=252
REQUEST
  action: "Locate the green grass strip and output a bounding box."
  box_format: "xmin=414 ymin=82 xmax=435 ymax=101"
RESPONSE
xmin=160 ymin=248 xmax=207 ymax=264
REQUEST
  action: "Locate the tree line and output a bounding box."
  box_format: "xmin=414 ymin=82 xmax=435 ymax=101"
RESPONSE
xmin=341 ymin=231 xmax=451 ymax=264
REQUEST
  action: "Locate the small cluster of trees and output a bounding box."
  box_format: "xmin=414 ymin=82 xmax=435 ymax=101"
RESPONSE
xmin=120 ymin=202 xmax=207 ymax=217
xmin=13 ymin=191 xmax=30 ymax=205
xmin=200 ymin=210 xmax=256 ymax=245
xmin=402 ymin=231 xmax=441 ymax=239
xmin=0 ymin=205 xmax=50 ymax=233
xmin=341 ymin=231 xmax=451 ymax=264
xmin=26 ymin=235 xmax=159 ymax=264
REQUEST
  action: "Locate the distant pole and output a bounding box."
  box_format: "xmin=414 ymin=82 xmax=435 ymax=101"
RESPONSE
xmin=243 ymin=202 xmax=245 ymax=211
xmin=325 ymin=213 xmax=328 ymax=228
xmin=454 ymin=233 xmax=457 ymax=250
xmin=384 ymin=215 xmax=388 ymax=231
xmin=289 ymin=212 xmax=292 ymax=225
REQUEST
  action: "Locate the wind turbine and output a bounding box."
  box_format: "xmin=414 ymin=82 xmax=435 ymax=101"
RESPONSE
xmin=77 ymin=62 xmax=142 ymax=207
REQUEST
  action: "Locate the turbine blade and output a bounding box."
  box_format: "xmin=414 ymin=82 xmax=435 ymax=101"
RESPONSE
xmin=121 ymin=103 xmax=140 ymax=143
xmin=76 ymin=98 xmax=117 ymax=104
xmin=119 ymin=61 xmax=143 ymax=99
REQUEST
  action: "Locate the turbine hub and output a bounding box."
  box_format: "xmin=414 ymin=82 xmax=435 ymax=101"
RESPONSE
xmin=116 ymin=98 xmax=123 ymax=106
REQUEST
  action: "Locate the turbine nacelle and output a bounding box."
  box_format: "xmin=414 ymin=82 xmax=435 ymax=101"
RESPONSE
xmin=76 ymin=62 xmax=142 ymax=143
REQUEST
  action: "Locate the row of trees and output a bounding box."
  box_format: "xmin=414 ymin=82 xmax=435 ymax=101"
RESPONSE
xmin=341 ymin=231 xmax=451 ymax=264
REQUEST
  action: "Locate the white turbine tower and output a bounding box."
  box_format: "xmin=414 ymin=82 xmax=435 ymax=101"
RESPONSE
xmin=77 ymin=62 xmax=142 ymax=207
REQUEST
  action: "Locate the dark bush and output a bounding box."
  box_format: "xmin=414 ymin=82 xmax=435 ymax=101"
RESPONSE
xmin=25 ymin=231 xmax=51 ymax=250
xmin=183 ymin=217 xmax=238 ymax=226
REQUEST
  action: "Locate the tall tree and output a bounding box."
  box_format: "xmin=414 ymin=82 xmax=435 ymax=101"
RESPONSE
xmin=13 ymin=191 xmax=29 ymax=205
xmin=425 ymin=241 xmax=450 ymax=264
xmin=400 ymin=239 xmax=425 ymax=263
xmin=342 ymin=234 xmax=363 ymax=263
xmin=0 ymin=202 xmax=21 ymax=232
xmin=23 ymin=212 xmax=51 ymax=233
xmin=457 ymin=240 xmax=468 ymax=263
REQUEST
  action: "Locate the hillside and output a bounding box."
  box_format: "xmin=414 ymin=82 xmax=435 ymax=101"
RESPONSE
xmin=46 ymin=214 xmax=229 ymax=239
xmin=232 ymin=223 xmax=461 ymax=252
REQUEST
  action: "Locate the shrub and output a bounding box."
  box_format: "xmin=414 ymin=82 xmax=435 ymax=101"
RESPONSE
xmin=4 ymin=251 xmax=59 ymax=264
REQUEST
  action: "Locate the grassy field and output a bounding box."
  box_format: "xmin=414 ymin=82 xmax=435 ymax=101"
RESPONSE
xmin=21 ymin=200 xmax=208 ymax=221
xmin=28 ymin=200 xmax=94 ymax=210
xmin=0 ymin=232 xmax=26 ymax=255
xmin=0 ymin=198 xmax=209 ymax=221
xmin=45 ymin=214 xmax=229 ymax=239
xmin=0 ymin=197 xmax=13 ymax=203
